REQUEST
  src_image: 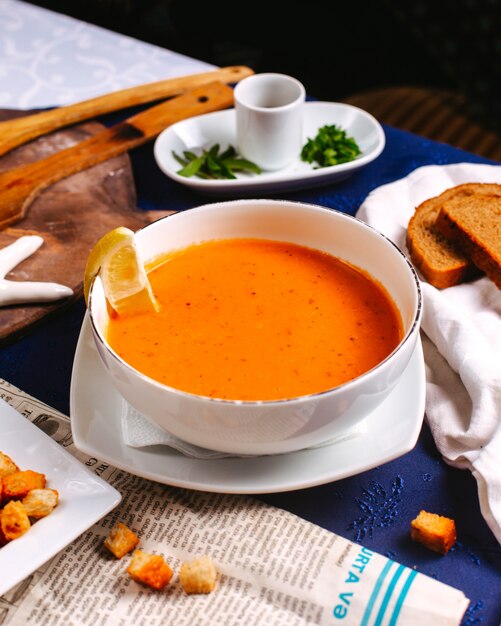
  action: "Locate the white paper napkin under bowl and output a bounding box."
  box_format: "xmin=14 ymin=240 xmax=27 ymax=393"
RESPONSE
xmin=357 ymin=162 xmax=501 ymax=544
xmin=121 ymin=400 xmax=367 ymax=460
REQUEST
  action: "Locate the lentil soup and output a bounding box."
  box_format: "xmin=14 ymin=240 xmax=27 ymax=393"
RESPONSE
xmin=106 ymin=238 xmax=403 ymax=401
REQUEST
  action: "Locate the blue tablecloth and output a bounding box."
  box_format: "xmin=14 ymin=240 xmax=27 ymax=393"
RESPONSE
xmin=1 ymin=122 xmax=500 ymax=625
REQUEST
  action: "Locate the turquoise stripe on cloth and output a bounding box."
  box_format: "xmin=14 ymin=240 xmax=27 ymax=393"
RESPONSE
xmin=388 ymin=569 xmax=418 ymax=626
xmin=374 ymin=564 xmax=406 ymax=626
xmin=360 ymin=560 xmax=395 ymax=626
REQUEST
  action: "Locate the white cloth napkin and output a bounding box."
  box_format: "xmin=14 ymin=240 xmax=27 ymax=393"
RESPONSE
xmin=121 ymin=400 xmax=367 ymax=459
xmin=357 ymin=162 xmax=501 ymax=544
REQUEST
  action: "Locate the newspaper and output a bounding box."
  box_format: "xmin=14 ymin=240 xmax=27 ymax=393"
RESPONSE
xmin=0 ymin=379 xmax=469 ymax=626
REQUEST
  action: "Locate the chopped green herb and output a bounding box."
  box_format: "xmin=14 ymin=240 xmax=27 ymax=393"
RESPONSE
xmin=172 ymin=144 xmax=261 ymax=179
xmin=301 ymin=125 xmax=361 ymax=168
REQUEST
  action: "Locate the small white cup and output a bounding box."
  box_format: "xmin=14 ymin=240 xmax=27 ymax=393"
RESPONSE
xmin=234 ymin=73 xmax=306 ymax=171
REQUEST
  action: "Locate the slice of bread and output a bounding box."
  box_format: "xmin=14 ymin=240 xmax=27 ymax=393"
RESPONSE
xmin=411 ymin=510 xmax=456 ymax=555
xmin=406 ymin=183 xmax=501 ymax=288
xmin=406 ymin=188 xmax=476 ymax=289
xmin=436 ymin=194 xmax=501 ymax=288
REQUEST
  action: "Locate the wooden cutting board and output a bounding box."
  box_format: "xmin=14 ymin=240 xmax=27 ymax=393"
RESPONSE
xmin=0 ymin=109 xmax=156 ymax=345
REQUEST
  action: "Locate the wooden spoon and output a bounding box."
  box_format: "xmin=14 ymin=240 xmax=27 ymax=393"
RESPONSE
xmin=0 ymin=65 xmax=252 ymax=158
xmin=0 ymin=81 xmax=234 ymax=230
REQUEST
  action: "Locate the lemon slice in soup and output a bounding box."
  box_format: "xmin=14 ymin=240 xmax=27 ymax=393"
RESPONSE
xmin=84 ymin=226 xmax=158 ymax=315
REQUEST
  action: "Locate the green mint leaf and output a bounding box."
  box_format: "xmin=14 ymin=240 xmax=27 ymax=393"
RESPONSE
xmin=206 ymin=153 xmax=222 ymax=175
xmin=220 ymin=145 xmax=237 ymax=160
xmin=172 ymin=151 xmax=189 ymax=167
xmin=223 ymin=157 xmax=262 ymax=174
xmin=217 ymin=160 xmax=237 ymax=179
xmin=172 ymin=144 xmax=261 ymax=179
xmin=177 ymin=154 xmax=206 ymax=178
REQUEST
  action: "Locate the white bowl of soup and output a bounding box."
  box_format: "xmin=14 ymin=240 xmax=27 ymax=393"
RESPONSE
xmin=88 ymin=199 xmax=421 ymax=455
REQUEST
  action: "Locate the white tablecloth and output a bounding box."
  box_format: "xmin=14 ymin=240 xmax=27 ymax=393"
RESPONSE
xmin=0 ymin=0 xmax=214 ymax=109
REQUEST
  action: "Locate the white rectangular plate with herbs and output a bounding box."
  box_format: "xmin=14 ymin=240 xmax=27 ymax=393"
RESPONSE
xmin=153 ymin=102 xmax=385 ymax=196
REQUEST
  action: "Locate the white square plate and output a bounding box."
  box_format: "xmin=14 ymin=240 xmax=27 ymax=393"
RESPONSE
xmin=0 ymin=399 xmax=121 ymax=596
xmin=70 ymin=315 xmax=425 ymax=494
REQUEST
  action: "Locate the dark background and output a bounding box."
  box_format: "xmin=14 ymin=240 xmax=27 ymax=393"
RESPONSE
xmin=22 ymin=0 xmax=501 ymax=131
xmin=22 ymin=0 xmax=449 ymax=99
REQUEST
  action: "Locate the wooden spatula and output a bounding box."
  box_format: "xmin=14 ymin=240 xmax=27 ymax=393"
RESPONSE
xmin=0 ymin=65 xmax=252 ymax=158
xmin=0 ymin=81 xmax=234 ymax=230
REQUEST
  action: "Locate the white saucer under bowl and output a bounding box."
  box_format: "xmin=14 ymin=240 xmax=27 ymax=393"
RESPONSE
xmin=70 ymin=315 xmax=425 ymax=494
xmin=153 ymin=102 xmax=385 ymax=196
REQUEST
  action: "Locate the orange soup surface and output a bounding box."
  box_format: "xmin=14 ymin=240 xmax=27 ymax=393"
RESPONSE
xmin=106 ymin=238 xmax=403 ymax=401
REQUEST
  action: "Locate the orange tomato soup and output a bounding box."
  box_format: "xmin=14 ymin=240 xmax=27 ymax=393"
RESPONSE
xmin=106 ymin=238 xmax=403 ymax=401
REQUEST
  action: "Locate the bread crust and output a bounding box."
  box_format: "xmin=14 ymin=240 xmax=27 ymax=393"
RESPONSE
xmin=22 ymin=488 xmax=59 ymax=519
xmin=179 ymin=555 xmax=217 ymax=594
xmin=435 ymin=195 xmax=501 ymax=289
xmin=0 ymin=452 xmax=19 ymax=479
xmin=0 ymin=451 xmax=59 ymax=547
xmin=104 ymin=521 xmax=139 ymax=559
xmin=411 ymin=510 xmax=456 ymax=554
xmin=126 ymin=549 xmax=173 ymax=590
xmin=407 ymin=183 xmax=501 ymax=288
xmin=407 ymin=188 xmax=475 ymax=288
xmin=1 ymin=500 xmax=31 ymax=541
xmin=2 ymin=470 xmax=46 ymax=500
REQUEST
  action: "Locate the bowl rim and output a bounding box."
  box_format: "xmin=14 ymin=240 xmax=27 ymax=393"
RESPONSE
xmin=88 ymin=199 xmax=422 ymax=406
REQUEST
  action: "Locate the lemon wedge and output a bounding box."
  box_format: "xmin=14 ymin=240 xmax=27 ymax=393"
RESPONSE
xmin=84 ymin=226 xmax=158 ymax=315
